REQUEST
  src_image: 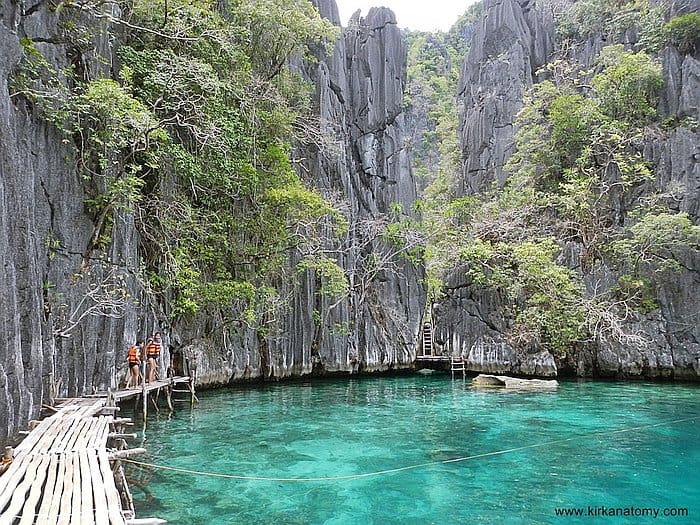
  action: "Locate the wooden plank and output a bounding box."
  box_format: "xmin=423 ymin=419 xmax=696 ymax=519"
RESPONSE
xmin=33 ymin=453 xmax=60 ymax=525
xmin=13 ymin=416 xmax=55 ymax=455
xmin=69 ymin=418 xmax=93 ymax=452
xmin=71 ymin=452 xmax=82 ymax=525
xmin=46 ymin=417 xmax=79 ymax=453
xmin=43 ymin=452 xmax=68 ymax=524
xmin=98 ymin=450 xmax=125 ymax=525
xmin=54 ymin=418 xmax=82 ymax=454
xmin=17 ymin=454 xmax=51 ymax=525
xmin=0 ymin=455 xmax=32 ymax=513
xmin=83 ymin=417 xmax=103 ymax=451
xmin=87 ymin=417 xmax=106 ymax=450
xmin=71 ymin=417 xmax=94 ymax=453
xmin=65 ymin=417 xmax=91 ymax=450
xmin=33 ymin=417 xmax=72 ymax=455
xmin=74 ymin=405 xmax=96 ymax=420
xmin=87 ymin=451 xmax=109 ymax=524
xmin=79 ymin=450 xmax=94 ymax=525
xmin=57 ymin=453 xmax=74 ymax=525
xmin=94 ymin=417 xmax=111 ymax=449
xmin=84 ymin=400 xmax=106 ymax=417
xmin=0 ymin=454 xmax=46 ymax=525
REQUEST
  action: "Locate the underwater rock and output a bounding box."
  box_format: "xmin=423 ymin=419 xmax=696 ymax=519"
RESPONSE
xmin=471 ymin=374 xmax=558 ymax=389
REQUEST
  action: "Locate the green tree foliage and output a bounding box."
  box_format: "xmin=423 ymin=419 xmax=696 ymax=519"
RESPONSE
xmin=405 ymin=3 xmax=484 ymax=304
xmin=421 ymin=40 xmax=687 ymax=354
xmin=613 ymin=213 xmax=700 ymax=275
xmin=460 ymin=238 xmax=586 ymax=354
xmin=13 ymin=0 xmax=345 ymax=326
xmin=557 ymin=0 xmax=658 ymax=43
xmin=664 ymin=12 xmax=700 ymax=54
xmin=118 ymin=0 xmax=342 ymax=319
xmin=592 ymin=45 xmax=662 ymax=124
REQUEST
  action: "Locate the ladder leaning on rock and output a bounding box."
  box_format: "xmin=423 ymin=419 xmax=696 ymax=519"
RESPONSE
xmin=450 ymin=356 xmax=466 ymax=379
xmin=421 ymin=322 xmax=433 ymax=356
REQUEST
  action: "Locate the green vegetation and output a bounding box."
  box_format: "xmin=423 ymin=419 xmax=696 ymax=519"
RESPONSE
xmin=10 ymin=0 xmax=699 ymax=358
xmin=556 ymin=0 xmax=663 ymax=44
xmin=404 ymin=1 xmax=482 ymax=181
xmin=555 ymin=0 xmax=700 ymax=56
xmin=12 ymin=0 xmax=345 ymax=328
xmin=593 ymin=45 xmax=662 ymax=123
xmin=404 ymin=2 xmax=484 ymax=304
xmin=664 ymin=12 xmax=700 ymax=54
xmin=420 ymin=26 xmax=698 ymax=354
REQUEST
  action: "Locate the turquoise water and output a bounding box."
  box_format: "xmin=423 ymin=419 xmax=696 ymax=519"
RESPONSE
xmin=130 ymin=375 xmax=700 ymax=524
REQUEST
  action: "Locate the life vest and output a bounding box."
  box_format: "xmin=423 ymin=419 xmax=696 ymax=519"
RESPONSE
xmin=127 ymin=346 xmax=140 ymax=364
xmin=146 ymin=341 xmax=161 ymax=358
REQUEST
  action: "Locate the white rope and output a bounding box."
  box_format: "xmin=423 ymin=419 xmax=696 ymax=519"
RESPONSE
xmin=120 ymin=415 xmax=700 ymax=483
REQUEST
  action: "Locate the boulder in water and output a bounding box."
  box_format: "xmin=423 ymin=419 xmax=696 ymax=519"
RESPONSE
xmin=471 ymin=374 xmax=558 ymax=389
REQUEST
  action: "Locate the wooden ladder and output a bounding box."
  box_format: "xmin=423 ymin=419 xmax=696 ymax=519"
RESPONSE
xmin=422 ymin=322 xmax=433 ymax=356
xmin=450 ymin=356 xmax=466 ymax=379
xmin=171 ymin=377 xmax=198 ymax=408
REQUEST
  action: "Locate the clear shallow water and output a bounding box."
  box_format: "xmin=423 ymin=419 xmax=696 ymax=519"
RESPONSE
xmin=130 ymin=375 xmax=700 ymax=524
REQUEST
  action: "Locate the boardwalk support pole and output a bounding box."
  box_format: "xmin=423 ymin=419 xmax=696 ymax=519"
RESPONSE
xmin=142 ymin=363 xmax=147 ymax=429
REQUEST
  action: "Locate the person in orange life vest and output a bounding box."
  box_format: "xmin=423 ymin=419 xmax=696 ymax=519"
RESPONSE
xmin=126 ymin=340 xmax=143 ymax=389
xmin=146 ymin=332 xmax=162 ymax=383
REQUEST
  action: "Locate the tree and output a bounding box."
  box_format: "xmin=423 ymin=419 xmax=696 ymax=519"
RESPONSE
xmin=593 ymin=45 xmax=662 ymax=124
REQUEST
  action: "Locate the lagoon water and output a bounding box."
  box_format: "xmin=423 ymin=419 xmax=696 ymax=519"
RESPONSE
xmin=131 ymin=375 xmax=699 ymax=524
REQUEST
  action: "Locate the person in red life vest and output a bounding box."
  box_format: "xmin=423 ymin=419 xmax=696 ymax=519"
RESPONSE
xmin=146 ymin=332 xmax=162 ymax=383
xmin=126 ymin=340 xmax=143 ymax=389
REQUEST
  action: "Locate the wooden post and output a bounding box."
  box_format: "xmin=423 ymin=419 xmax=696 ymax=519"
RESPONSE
xmin=166 ymin=379 xmax=173 ymax=412
xmin=0 ymin=446 xmax=13 ymax=474
xmin=142 ymin=361 xmax=147 ymax=429
xmin=189 ymin=355 xmax=197 ymax=408
xmin=109 ymin=448 xmax=147 ymax=460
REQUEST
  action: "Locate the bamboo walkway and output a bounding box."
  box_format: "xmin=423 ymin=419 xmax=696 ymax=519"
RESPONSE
xmin=0 ymin=398 xmax=125 ymax=524
xmin=0 ymin=376 xmax=195 ymax=524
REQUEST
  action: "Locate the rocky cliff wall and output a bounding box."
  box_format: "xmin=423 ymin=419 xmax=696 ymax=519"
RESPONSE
xmin=436 ymin=0 xmax=700 ymax=380
xmin=176 ymin=2 xmax=425 ymax=384
xmin=0 ymin=4 xmax=156 ymax=443
xmin=456 ymin=0 xmax=555 ymax=194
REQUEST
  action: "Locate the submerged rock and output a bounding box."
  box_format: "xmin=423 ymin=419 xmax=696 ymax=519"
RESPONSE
xmin=471 ymin=374 xmax=558 ymax=389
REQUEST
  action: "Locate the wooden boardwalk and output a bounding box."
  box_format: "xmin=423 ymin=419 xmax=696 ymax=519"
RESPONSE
xmin=111 ymin=376 xmax=195 ymax=403
xmin=0 ymin=398 xmax=126 ymax=524
xmin=0 ymin=376 xmax=194 ymax=524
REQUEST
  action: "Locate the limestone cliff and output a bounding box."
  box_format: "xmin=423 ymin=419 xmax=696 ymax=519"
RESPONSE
xmin=0 ymin=2 xmax=148 ymax=442
xmin=435 ymin=0 xmax=700 ymax=380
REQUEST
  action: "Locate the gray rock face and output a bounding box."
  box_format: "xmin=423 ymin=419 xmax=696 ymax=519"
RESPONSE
xmin=179 ymin=2 xmax=425 ymax=384
xmin=438 ymin=0 xmax=700 ymax=380
xmin=456 ymin=0 xmax=554 ymax=194
xmin=434 ymin=0 xmax=560 ymax=377
xmin=285 ymin=2 xmax=424 ymax=375
xmin=434 ymin=270 xmax=558 ymax=378
xmin=0 ymin=11 xmax=154 ymax=443
xmin=471 ymin=373 xmax=558 ymax=388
